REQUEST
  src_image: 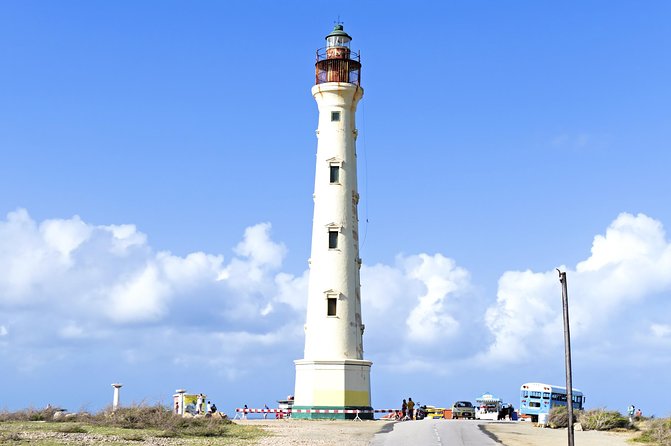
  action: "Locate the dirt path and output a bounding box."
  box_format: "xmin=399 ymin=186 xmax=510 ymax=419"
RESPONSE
xmin=482 ymin=421 xmax=637 ymax=446
xmin=235 ymin=419 xmax=390 ymax=446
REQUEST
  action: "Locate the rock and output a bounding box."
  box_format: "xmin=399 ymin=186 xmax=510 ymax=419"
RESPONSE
xmin=52 ymin=411 xmax=65 ymax=420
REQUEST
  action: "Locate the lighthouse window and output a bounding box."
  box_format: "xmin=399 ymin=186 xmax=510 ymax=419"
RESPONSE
xmin=331 ymin=111 xmax=341 ymax=122
xmin=328 ymin=230 xmax=338 ymax=249
xmin=329 ymin=165 xmax=340 ymax=183
xmin=327 ymin=297 xmax=337 ymax=316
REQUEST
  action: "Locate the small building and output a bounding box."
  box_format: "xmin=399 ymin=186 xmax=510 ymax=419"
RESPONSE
xmin=172 ymin=390 xmax=207 ymax=416
xmin=475 ymin=393 xmax=502 ymax=420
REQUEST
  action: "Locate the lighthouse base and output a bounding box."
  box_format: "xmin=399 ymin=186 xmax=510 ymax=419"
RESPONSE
xmin=293 ymin=359 xmax=373 ymax=420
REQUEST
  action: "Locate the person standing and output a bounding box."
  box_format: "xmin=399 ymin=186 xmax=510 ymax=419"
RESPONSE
xmin=407 ymin=398 xmax=415 ymax=420
xmin=627 ymin=404 xmax=635 ymax=423
xmin=196 ymin=394 xmax=203 ymax=415
xmin=401 ymin=399 xmax=407 ymax=420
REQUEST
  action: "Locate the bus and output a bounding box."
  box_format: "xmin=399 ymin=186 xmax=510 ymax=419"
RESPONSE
xmin=519 ymin=382 xmax=585 ymax=422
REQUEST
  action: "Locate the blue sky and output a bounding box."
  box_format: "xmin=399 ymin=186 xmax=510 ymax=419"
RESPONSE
xmin=1 ymin=1 xmax=670 ymax=417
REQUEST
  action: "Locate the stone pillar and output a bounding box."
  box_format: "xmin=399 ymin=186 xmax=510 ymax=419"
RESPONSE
xmin=111 ymin=383 xmax=123 ymax=411
xmin=175 ymin=389 xmax=187 ymax=416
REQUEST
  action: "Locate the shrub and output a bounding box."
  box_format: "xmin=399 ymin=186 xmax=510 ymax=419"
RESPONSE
xmin=56 ymin=424 xmax=87 ymax=434
xmin=636 ymin=418 xmax=671 ymax=446
xmin=0 ymin=407 xmax=59 ymax=422
xmin=548 ymin=406 xmax=577 ymax=428
xmin=121 ymin=432 xmax=145 ymax=441
xmin=158 ymin=416 xmax=235 ymax=438
xmin=579 ymin=409 xmax=629 ymax=431
xmin=88 ymin=404 xmax=234 ymax=436
xmin=0 ymin=404 xmax=236 ymax=439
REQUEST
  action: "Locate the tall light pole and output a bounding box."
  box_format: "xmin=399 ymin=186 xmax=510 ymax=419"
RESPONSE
xmin=557 ymin=270 xmax=575 ymax=446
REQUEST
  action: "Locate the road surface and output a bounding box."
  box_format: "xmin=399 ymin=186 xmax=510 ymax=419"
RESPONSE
xmin=370 ymin=419 xmax=500 ymax=446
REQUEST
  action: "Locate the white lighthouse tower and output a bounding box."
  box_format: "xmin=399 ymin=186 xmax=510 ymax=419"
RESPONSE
xmin=293 ymin=24 xmax=372 ymax=420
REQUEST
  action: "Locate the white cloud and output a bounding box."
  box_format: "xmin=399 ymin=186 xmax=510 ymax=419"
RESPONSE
xmin=483 ymin=212 xmax=671 ymax=363
xmin=233 ymin=222 xmax=287 ymax=269
xmin=3 ymin=207 xmax=671 ymax=414
xmin=40 ymin=215 xmax=92 ymax=259
xmin=101 ymin=224 xmax=148 ymax=255
xmin=106 ymin=263 xmax=171 ymax=323
xmin=59 ymin=322 xmax=85 ymax=339
xmin=0 ymin=209 xmax=307 ymax=382
xmin=361 ymin=253 xmax=480 ymax=364
xmin=272 ymin=271 xmax=309 ymax=311
xmin=0 ymin=210 xmax=291 ymax=327
xmin=651 ymin=324 xmax=671 ymax=338
xmin=0 ymin=209 xmax=73 ymax=300
xmin=158 ymin=251 xmax=224 ymax=289
xmin=404 ymin=253 xmax=469 ymax=341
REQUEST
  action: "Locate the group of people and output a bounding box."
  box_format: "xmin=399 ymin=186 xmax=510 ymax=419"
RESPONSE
xmin=400 ymin=398 xmax=416 ymax=420
xmin=627 ymin=404 xmax=643 ymax=422
xmin=174 ymin=394 xmax=217 ymax=416
xmin=196 ymin=394 xmax=218 ymax=415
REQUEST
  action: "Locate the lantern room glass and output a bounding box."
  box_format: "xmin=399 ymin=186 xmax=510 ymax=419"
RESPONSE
xmin=327 ymin=35 xmax=350 ymax=49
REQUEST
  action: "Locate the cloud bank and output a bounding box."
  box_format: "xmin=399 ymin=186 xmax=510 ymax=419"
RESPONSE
xmin=484 ymin=212 xmax=671 ymax=364
xmin=1 ymin=209 xmax=671 ymax=412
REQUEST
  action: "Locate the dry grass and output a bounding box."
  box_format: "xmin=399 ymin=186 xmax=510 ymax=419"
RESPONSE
xmin=0 ymin=404 xmax=266 ymax=445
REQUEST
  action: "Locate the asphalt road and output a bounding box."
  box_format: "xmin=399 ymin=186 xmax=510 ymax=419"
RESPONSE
xmin=369 ymin=419 xmax=500 ymax=446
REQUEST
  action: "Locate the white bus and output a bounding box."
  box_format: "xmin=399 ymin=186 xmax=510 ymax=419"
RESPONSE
xmin=519 ymin=382 xmax=584 ymax=422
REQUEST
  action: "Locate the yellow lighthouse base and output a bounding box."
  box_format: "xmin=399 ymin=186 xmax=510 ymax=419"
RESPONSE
xmin=293 ymin=359 xmax=372 ymax=419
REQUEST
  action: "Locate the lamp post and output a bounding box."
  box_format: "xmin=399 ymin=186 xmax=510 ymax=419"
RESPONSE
xmin=558 ymin=270 xmax=575 ymax=446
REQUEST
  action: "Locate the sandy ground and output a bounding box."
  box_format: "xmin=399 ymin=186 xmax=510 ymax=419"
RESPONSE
xmin=483 ymin=421 xmax=637 ymax=446
xmin=236 ymin=419 xmax=638 ymax=446
xmin=235 ymin=419 xmax=391 ymax=446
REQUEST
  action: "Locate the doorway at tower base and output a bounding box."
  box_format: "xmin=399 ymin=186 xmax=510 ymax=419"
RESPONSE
xmin=293 ymin=359 xmax=373 ymax=420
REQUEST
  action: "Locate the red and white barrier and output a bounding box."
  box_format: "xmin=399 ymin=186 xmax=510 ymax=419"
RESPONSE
xmin=233 ymin=407 xmax=399 ymax=421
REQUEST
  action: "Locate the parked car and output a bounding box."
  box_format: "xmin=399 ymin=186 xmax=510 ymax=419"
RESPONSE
xmin=423 ymin=406 xmax=446 ymax=419
xmin=452 ymin=401 xmax=475 ymax=419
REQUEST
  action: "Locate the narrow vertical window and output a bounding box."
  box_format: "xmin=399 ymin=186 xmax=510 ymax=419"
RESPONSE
xmin=331 ymin=111 xmax=341 ymax=122
xmin=328 ymin=230 xmax=338 ymax=249
xmin=327 ymin=297 xmax=337 ymax=316
xmin=329 ymin=165 xmax=340 ymax=183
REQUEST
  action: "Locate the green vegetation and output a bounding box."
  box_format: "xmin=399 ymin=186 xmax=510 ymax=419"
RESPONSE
xmin=544 ymin=406 xmax=671 ymax=446
xmin=0 ymin=404 xmax=266 ymax=445
xmin=634 ymin=418 xmax=671 ymax=446
xmin=0 ymin=407 xmax=60 ymax=422
xmin=579 ymin=408 xmax=628 ymax=431
xmin=547 ymin=405 xmax=576 ymax=428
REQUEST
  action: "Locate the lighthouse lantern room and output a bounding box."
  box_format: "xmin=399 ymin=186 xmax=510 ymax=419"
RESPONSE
xmin=293 ymin=24 xmax=372 ymax=420
xmin=315 ymin=24 xmax=361 ymax=85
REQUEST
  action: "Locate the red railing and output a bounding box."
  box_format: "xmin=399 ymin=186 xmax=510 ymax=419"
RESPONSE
xmin=315 ymin=48 xmax=361 ymax=85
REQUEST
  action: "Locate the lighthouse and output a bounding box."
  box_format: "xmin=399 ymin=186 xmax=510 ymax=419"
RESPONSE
xmin=293 ymin=24 xmax=372 ymax=420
